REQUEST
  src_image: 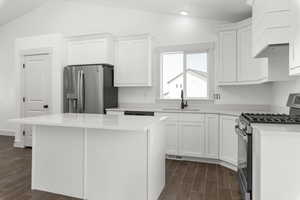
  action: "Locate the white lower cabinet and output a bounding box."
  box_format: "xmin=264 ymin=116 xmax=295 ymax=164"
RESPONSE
xmin=179 ymin=114 xmax=205 ymax=157
xmin=109 ymin=111 xmax=237 ymax=167
xmin=165 ymin=121 xmax=179 ymax=155
xmin=156 ymin=113 xmax=226 ymax=162
xmin=155 ymin=113 xmax=179 ymax=155
xmin=219 ymin=115 xmax=238 ymax=166
xmin=179 ymin=121 xmax=205 ymax=157
xmin=205 ymin=114 xmax=220 ymax=159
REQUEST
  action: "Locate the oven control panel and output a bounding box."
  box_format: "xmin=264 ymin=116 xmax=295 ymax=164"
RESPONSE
xmin=287 ymin=93 xmax=300 ymax=109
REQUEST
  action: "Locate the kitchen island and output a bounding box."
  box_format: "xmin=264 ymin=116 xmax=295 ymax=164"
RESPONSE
xmin=10 ymin=113 xmax=166 ymax=200
xmin=252 ymin=124 xmax=300 ymax=200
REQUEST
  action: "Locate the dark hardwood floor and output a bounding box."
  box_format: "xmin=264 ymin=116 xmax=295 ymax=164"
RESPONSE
xmin=159 ymin=160 xmax=242 ymax=200
xmin=0 ymin=136 xmax=241 ymax=200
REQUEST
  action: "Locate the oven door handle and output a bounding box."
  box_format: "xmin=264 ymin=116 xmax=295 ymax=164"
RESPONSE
xmin=235 ymin=125 xmax=248 ymax=142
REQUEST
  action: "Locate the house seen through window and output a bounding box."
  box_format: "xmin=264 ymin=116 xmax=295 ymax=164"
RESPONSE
xmin=161 ymin=51 xmax=208 ymax=99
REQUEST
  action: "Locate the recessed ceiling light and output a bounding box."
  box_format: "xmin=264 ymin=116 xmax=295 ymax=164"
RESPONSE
xmin=180 ymin=11 xmax=189 ymax=16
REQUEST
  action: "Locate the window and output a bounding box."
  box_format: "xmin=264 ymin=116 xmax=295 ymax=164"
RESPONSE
xmin=160 ymin=51 xmax=209 ymax=99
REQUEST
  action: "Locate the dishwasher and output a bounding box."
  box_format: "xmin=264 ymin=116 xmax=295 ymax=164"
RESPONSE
xmin=124 ymin=111 xmax=155 ymax=116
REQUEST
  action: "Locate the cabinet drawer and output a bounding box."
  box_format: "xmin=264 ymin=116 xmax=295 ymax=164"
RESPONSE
xmin=179 ymin=114 xmax=204 ymax=122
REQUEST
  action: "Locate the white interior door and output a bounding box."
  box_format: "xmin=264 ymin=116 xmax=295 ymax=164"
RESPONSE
xmin=22 ymin=54 xmax=51 ymax=147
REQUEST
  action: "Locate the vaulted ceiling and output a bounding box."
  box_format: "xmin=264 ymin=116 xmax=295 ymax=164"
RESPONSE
xmin=0 ymin=0 xmax=251 ymax=26
xmin=0 ymin=0 xmax=45 ymax=25
xmin=80 ymin=0 xmax=252 ymax=22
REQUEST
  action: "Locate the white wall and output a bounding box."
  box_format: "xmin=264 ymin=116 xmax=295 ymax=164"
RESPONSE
xmin=271 ymin=78 xmax=300 ymax=112
xmin=0 ymin=0 xmax=273 ymax=134
xmin=217 ymin=83 xmax=273 ymax=105
xmin=268 ymin=46 xmax=300 ymax=113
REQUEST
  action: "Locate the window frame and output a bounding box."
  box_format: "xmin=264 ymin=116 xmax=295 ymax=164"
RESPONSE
xmin=160 ymin=49 xmax=210 ymax=100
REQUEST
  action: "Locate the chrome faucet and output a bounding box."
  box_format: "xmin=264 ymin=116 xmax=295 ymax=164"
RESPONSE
xmin=181 ymin=90 xmax=188 ymax=109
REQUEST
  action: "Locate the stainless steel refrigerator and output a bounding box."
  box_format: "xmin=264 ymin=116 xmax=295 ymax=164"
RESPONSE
xmin=63 ymin=64 xmax=118 ymax=114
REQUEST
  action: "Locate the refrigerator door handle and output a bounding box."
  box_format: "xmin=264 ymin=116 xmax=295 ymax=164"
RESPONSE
xmin=77 ymin=71 xmax=80 ymax=112
xmin=82 ymin=72 xmax=85 ymax=113
xmin=77 ymin=70 xmax=83 ymax=113
xmin=79 ymin=70 xmax=84 ymax=113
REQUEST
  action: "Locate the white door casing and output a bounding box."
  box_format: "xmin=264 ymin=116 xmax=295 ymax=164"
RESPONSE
xmin=22 ymin=54 xmax=52 ymax=147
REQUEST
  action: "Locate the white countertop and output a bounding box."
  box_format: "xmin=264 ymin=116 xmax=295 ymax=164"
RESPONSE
xmin=106 ymin=107 xmax=271 ymax=116
xmin=10 ymin=113 xmax=166 ymax=131
xmin=253 ymin=124 xmax=300 ymax=135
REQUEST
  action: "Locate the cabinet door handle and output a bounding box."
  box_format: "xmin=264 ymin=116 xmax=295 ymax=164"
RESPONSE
xmin=43 ymin=105 xmax=49 ymax=109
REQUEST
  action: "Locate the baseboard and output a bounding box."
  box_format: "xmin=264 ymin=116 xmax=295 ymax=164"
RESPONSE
xmin=166 ymin=155 xmax=237 ymax=171
xmin=14 ymin=140 xmax=24 ymax=148
xmin=0 ymin=129 xmax=16 ymax=137
xmin=219 ymin=160 xmax=237 ymax=171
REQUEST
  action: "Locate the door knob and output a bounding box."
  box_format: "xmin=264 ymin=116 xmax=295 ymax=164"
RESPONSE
xmin=43 ymin=105 xmax=49 ymax=109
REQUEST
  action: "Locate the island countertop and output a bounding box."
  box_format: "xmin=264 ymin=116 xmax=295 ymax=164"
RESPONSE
xmin=10 ymin=113 xmax=167 ymax=131
xmin=253 ymin=124 xmax=300 ymax=135
xmin=14 ymin=113 xmax=167 ymax=199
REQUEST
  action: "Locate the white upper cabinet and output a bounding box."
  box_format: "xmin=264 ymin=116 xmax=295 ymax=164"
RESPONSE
xmin=217 ymin=19 xmax=269 ymax=86
xmin=290 ymin=0 xmax=300 ymax=75
xmin=252 ymin=0 xmax=291 ymax=58
xmin=237 ymin=26 xmax=268 ymax=82
xmin=67 ymin=34 xmax=114 ymax=65
xmin=219 ymin=30 xmax=237 ymax=83
xmin=114 ymin=34 xmax=152 ymax=87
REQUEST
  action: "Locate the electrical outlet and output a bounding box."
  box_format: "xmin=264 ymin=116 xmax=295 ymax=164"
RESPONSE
xmin=213 ymin=93 xmax=221 ymax=100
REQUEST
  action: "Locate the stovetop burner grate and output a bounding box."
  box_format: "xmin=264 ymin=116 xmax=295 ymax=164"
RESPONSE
xmin=241 ymin=113 xmax=300 ymax=124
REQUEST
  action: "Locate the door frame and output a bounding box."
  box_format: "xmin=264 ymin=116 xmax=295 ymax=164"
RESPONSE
xmin=19 ymin=48 xmax=53 ymax=146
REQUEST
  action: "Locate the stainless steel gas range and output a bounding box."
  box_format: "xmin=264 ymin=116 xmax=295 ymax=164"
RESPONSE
xmin=235 ymin=93 xmax=300 ymax=200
